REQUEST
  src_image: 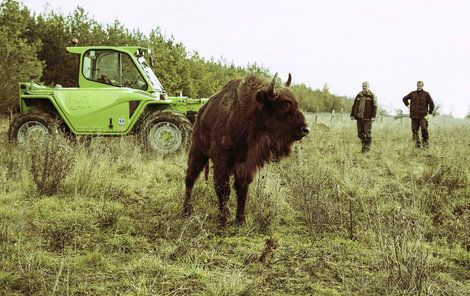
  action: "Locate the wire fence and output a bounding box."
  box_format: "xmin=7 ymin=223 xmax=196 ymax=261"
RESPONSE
xmin=305 ymin=112 xmax=460 ymax=130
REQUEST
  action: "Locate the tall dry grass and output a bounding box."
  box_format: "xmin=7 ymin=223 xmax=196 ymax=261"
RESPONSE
xmin=0 ymin=115 xmax=469 ymax=295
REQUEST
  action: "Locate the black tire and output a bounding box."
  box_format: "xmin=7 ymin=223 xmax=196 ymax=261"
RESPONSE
xmin=141 ymin=110 xmax=193 ymax=154
xmin=8 ymin=110 xmax=61 ymax=143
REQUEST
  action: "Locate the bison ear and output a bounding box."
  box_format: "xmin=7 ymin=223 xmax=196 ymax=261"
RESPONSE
xmin=256 ymin=89 xmax=269 ymax=108
xmin=285 ymin=73 xmax=292 ymax=87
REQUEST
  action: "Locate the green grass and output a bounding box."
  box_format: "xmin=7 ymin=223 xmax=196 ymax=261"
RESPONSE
xmin=0 ymin=115 xmax=469 ymax=295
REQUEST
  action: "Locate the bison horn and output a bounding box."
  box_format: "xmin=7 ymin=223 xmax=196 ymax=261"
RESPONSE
xmin=269 ymin=73 xmax=278 ymax=96
xmin=285 ymin=73 xmax=292 ymax=87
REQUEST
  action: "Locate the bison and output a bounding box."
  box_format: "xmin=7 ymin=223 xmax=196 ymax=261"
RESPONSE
xmin=183 ymin=73 xmax=309 ymax=227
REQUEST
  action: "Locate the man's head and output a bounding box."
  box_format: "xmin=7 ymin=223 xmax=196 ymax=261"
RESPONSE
xmin=417 ymin=81 xmax=424 ymax=91
xmin=362 ymin=81 xmax=369 ymax=93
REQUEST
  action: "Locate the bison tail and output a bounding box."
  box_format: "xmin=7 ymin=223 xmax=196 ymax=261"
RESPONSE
xmin=204 ymin=162 xmax=210 ymax=181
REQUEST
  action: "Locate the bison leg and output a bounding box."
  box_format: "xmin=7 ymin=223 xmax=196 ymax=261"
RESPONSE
xmin=183 ymin=149 xmax=208 ymax=216
xmin=234 ymin=170 xmax=253 ymax=226
xmin=213 ymin=161 xmax=231 ymax=227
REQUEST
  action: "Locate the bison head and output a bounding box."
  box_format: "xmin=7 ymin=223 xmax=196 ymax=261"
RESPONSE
xmin=256 ymin=73 xmax=309 ymax=143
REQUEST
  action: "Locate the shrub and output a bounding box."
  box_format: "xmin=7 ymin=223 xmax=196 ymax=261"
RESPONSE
xmin=248 ymin=168 xmax=289 ymax=233
xmin=27 ymin=135 xmax=75 ymax=196
xmin=376 ymin=205 xmax=431 ymax=294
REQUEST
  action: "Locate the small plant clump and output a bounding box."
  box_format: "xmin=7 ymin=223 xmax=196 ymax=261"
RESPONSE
xmin=27 ymin=134 xmax=75 ymax=196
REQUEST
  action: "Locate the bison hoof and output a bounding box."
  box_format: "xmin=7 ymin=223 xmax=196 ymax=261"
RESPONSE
xmin=218 ymin=207 xmax=230 ymax=227
xmin=235 ymin=216 xmax=246 ymax=226
xmin=218 ymin=216 xmax=228 ymax=228
xmin=182 ymin=203 xmax=193 ymax=217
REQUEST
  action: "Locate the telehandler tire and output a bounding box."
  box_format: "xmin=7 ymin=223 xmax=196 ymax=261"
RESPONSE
xmin=8 ymin=110 xmax=61 ymax=143
xmin=141 ymin=110 xmax=193 ymax=154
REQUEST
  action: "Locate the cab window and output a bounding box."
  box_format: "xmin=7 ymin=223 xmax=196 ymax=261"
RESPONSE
xmin=83 ymin=50 xmax=148 ymax=90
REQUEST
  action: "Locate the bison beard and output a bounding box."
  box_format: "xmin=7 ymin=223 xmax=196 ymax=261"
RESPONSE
xmin=183 ymin=73 xmax=309 ymax=227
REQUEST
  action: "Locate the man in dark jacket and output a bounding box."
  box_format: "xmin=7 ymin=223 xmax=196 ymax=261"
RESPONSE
xmin=402 ymin=81 xmax=435 ymax=148
xmin=350 ymin=81 xmax=378 ymax=152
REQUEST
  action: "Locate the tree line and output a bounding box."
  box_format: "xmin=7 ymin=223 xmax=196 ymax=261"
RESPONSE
xmin=0 ymin=0 xmax=354 ymax=114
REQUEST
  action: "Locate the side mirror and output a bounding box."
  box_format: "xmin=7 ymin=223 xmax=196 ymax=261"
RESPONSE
xmin=159 ymin=92 xmax=168 ymax=101
xmin=30 ymin=75 xmax=38 ymax=91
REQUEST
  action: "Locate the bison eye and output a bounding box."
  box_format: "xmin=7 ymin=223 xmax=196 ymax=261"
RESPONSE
xmin=280 ymin=102 xmax=290 ymax=110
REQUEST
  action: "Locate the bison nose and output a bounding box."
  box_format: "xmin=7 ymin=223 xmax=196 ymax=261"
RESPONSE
xmin=302 ymin=127 xmax=310 ymax=136
xmin=294 ymin=126 xmax=309 ymax=140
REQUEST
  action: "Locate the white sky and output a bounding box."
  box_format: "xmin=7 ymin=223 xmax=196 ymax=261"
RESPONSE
xmin=23 ymin=0 xmax=470 ymax=117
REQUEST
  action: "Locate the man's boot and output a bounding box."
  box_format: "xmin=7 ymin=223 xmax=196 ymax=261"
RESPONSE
xmin=422 ymin=129 xmax=429 ymax=149
xmin=361 ymin=140 xmax=367 ymax=153
xmin=361 ymin=137 xmax=370 ymax=153
xmin=365 ymin=136 xmax=371 ymax=152
xmin=359 ymin=133 xmax=366 ymax=153
xmin=412 ymin=131 xmax=421 ymax=148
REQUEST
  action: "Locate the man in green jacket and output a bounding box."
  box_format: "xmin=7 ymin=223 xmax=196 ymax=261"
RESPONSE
xmin=402 ymin=81 xmax=435 ymax=148
xmin=350 ymin=81 xmax=378 ymax=152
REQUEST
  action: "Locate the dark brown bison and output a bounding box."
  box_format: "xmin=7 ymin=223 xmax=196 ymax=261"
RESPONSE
xmin=183 ymin=73 xmax=309 ymax=227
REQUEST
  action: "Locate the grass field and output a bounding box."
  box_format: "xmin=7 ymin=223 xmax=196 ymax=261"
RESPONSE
xmin=0 ymin=115 xmax=469 ymax=295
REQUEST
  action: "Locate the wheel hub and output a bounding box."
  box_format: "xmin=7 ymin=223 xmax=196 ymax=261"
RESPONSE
xmin=17 ymin=121 xmax=49 ymax=143
xmin=148 ymin=122 xmax=182 ymax=153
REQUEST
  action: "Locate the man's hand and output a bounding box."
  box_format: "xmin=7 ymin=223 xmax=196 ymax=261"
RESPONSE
xmin=371 ymin=118 xmax=376 ymax=122
xmin=350 ymin=116 xmax=354 ymax=120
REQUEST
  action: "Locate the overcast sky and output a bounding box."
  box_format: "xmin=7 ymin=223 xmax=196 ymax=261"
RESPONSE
xmin=23 ymin=0 xmax=470 ymax=117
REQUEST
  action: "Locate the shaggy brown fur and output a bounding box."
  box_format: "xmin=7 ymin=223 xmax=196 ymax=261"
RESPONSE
xmin=183 ymin=73 xmax=309 ymax=227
